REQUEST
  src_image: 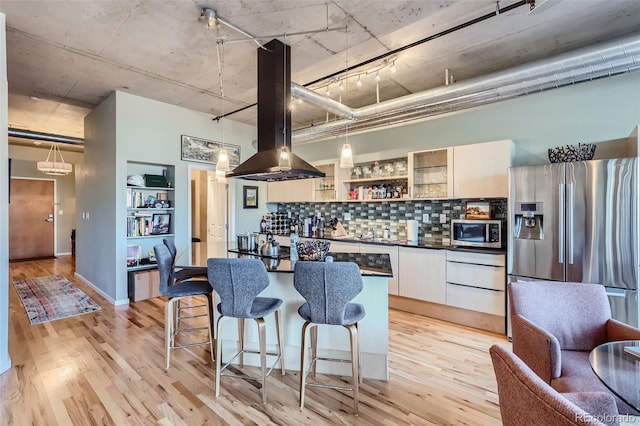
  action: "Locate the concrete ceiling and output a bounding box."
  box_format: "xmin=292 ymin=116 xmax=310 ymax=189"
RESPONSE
xmin=2 ymin=0 xmax=639 ymax=145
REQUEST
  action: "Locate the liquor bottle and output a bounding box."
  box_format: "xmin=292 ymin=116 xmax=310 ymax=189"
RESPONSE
xmin=290 ymin=221 xmax=299 ymax=261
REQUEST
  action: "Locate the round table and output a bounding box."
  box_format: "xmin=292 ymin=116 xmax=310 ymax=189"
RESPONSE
xmin=589 ymin=340 xmax=640 ymax=412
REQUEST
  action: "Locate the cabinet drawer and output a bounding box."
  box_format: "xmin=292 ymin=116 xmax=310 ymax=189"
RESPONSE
xmin=446 ymin=262 xmax=505 ymax=290
xmin=446 ymin=250 xmax=505 ymax=266
xmin=446 ymin=283 xmax=505 ymax=316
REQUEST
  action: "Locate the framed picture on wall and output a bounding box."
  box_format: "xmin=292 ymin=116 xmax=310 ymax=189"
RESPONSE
xmin=180 ymin=134 xmax=240 ymax=166
xmin=465 ymin=201 xmax=490 ymax=220
xmin=151 ymin=213 xmax=171 ymax=234
xmin=243 ymin=186 xmax=258 ymax=209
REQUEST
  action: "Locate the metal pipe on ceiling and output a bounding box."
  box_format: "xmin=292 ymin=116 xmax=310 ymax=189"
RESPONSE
xmin=292 ymin=32 xmax=640 ymax=143
xmin=8 ymin=128 xmax=84 ymax=145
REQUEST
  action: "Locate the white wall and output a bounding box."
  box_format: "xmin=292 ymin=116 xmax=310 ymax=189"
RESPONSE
xmin=295 ymin=72 xmax=640 ymax=165
xmin=1 ymin=11 xmax=12 ymax=374
xmin=79 ymin=91 xmax=256 ymax=302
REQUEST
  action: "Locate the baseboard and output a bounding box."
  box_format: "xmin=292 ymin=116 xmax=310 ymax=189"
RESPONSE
xmin=389 ymin=295 xmax=506 ymax=335
xmin=74 ymin=273 xmax=130 ymax=306
xmin=55 ymin=251 xmax=71 ymax=256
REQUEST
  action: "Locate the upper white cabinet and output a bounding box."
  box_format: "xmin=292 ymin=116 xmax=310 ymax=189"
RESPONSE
xmin=408 ymin=148 xmax=453 ymax=199
xmin=266 ymin=179 xmax=314 ymax=203
xmin=398 ymin=247 xmax=446 ymax=303
xmin=452 ymin=139 xmax=514 ymax=198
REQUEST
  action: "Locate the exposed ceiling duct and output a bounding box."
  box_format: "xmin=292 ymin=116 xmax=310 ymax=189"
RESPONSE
xmin=8 ymin=128 xmax=84 ymax=145
xmin=291 ymin=32 xmax=640 ymax=143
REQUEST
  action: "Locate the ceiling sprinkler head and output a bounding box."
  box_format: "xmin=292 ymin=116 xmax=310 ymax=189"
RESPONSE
xmin=199 ymin=7 xmax=218 ymax=28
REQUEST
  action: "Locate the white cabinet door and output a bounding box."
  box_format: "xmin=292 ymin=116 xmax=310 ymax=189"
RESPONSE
xmin=445 ymin=250 xmax=506 ymax=315
xmin=453 ymin=139 xmax=513 ymax=198
xmin=267 ymin=180 xmax=314 ymax=203
xmin=398 ymin=247 xmax=446 ymax=303
xmin=359 ymin=243 xmax=399 ymax=295
xmin=446 ymin=283 xmax=505 ymax=316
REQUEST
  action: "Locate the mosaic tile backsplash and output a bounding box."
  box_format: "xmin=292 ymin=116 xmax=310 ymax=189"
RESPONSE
xmin=275 ymin=198 xmax=507 ymax=245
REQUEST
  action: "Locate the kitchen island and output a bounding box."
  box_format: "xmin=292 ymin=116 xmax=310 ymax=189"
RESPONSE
xmin=219 ymin=250 xmax=392 ymax=381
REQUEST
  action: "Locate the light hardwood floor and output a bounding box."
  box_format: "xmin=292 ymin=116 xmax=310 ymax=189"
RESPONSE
xmin=1 ymin=256 xmax=510 ymax=425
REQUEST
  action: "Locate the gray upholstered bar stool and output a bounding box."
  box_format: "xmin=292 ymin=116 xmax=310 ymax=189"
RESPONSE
xmin=293 ymin=261 xmax=365 ymax=415
xmin=163 ymin=238 xmax=208 ymax=281
xmin=207 ymin=258 xmax=285 ymax=404
xmin=154 ymin=244 xmax=215 ymax=369
xmin=163 ymin=238 xmax=208 ymax=330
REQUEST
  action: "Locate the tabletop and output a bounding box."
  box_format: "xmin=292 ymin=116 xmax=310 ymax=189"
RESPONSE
xmin=589 ymin=340 xmax=640 ymax=412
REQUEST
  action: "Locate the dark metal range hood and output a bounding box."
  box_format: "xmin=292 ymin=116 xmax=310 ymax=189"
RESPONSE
xmin=228 ymin=39 xmax=325 ymax=181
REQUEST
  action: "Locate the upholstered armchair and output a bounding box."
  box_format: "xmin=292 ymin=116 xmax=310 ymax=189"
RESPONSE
xmin=509 ymin=281 xmax=640 ymax=415
xmin=490 ymin=344 xmax=619 ymax=426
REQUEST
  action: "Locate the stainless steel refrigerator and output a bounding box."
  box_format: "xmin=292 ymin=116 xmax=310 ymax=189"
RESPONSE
xmin=508 ymin=158 xmax=639 ymax=327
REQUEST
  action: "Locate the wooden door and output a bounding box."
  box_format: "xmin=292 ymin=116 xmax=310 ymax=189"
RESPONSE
xmin=9 ymin=178 xmax=55 ymax=260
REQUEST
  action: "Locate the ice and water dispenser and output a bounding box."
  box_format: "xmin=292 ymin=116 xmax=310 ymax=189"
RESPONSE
xmin=513 ymin=202 xmax=544 ymax=240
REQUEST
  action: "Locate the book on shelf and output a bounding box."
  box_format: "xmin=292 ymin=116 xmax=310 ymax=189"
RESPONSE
xmin=126 ymin=213 xmax=154 ymax=237
xmin=624 ymin=345 xmax=640 ymax=361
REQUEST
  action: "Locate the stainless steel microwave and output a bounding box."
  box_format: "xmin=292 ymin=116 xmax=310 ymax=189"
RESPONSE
xmin=451 ymin=219 xmax=502 ymax=248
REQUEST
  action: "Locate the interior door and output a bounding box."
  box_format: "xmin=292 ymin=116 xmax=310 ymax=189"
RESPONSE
xmin=207 ymin=172 xmax=228 ymax=258
xmin=9 ymin=178 xmax=55 ymax=260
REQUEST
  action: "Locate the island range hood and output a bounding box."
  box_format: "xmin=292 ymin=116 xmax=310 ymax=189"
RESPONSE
xmin=227 ymin=39 xmax=325 ymax=181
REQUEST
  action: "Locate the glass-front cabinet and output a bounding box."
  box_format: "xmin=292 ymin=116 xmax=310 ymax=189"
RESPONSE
xmin=311 ymin=162 xmax=348 ymax=201
xmin=408 ymin=148 xmax=453 ymax=199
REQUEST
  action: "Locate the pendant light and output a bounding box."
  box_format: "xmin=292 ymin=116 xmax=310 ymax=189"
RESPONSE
xmin=278 ymin=146 xmax=292 ymax=170
xmin=340 ymin=143 xmax=354 ymax=168
xmin=340 ymin=26 xmax=354 ymax=169
xmin=215 ymin=38 xmax=230 ymax=179
xmin=37 ymin=142 xmax=72 ymax=175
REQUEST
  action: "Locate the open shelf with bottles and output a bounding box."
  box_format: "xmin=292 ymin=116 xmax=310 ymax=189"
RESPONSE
xmin=408 ymin=148 xmax=453 ymax=199
xmin=126 ymin=161 xmax=175 ymax=269
xmin=343 ymin=157 xmax=409 ymax=201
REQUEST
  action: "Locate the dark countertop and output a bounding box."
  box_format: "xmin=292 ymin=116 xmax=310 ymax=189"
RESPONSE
xmin=261 ymin=233 xmax=506 ymax=255
xmin=227 ymin=249 xmax=393 ymax=277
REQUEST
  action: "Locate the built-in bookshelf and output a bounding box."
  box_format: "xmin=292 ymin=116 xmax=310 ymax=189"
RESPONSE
xmin=126 ymin=161 xmax=175 ymax=268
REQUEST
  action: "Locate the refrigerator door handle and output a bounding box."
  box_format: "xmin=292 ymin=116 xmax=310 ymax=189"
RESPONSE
xmin=558 ymin=183 xmax=565 ymax=264
xmin=568 ymin=183 xmax=575 ymax=265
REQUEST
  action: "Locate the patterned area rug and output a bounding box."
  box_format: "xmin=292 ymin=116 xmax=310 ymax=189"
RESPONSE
xmin=12 ymin=275 xmax=101 ymax=325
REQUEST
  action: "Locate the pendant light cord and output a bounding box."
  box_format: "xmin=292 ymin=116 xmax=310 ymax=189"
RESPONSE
xmin=216 ymin=38 xmax=225 ymax=148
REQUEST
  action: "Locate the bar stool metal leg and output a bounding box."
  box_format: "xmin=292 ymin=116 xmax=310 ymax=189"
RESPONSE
xmin=215 ymin=316 xmax=224 ymax=397
xmin=255 ymin=317 xmax=267 ymax=403
xmin=299 ymin=321 xmax=312 ymax=410
xmin=347 ymin=323 xmax=360 ymax=415
xmin=205 ymin=293 xmax=216 ymax=363
xmin=275 ymin=309 xmax=286 ymax=375
xmin=165 ymin=298 xmax=176 ymax=370
xmin=310 ymin=325 xmax=318 ymax=378
xmin=238 ymin=318 xmax=245 ymax=368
